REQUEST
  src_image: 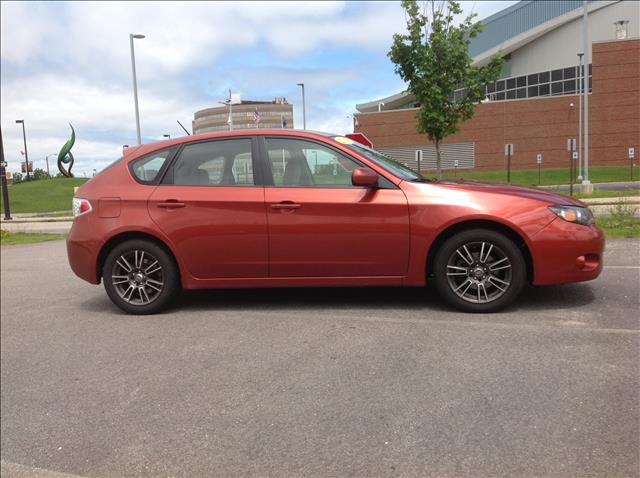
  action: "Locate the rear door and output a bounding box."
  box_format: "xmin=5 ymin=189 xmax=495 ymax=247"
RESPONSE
xmin=148 ymin=137 xmax=268 ymax=280
xmin=261 ymin=136 xmax=410 ymax=278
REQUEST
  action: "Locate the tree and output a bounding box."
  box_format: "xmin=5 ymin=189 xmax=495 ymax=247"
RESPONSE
xmin=389 ymin=0 xmax=503 ymax=179
xmin=12 ymin=172 xmax=23 ymax=184
xmin=32 ymin=168 xmax=51 ymax=181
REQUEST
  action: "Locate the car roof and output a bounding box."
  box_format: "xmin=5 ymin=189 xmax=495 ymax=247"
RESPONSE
xmin=124 ymin=129 xmax=339 ymax=160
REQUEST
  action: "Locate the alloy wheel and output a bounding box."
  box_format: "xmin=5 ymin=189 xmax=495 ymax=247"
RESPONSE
xmin=445 ymin=241 xmax=512 ymax=304
xmin=111 ymin=250 xmax=164 ymax=306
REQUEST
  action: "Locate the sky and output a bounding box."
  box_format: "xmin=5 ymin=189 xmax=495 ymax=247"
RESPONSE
xmin=1 ymin=1 xmax=516 ymax=177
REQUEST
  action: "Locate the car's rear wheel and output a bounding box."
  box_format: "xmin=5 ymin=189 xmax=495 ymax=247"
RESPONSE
xmin=103 ymin=239 xmax=180 ymax=315
xmin=434 ymin=229 xmax=526 ymax=313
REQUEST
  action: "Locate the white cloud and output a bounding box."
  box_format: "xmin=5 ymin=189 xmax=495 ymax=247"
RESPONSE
xmin=1 ymin=1 xmax=514 ymax=176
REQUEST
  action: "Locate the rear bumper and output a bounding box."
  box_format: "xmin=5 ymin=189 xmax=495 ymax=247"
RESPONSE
xmin=531 ymin=218 xmax=605 ymax=286
xmin=66 ymin=218 xmax=102 ymax=284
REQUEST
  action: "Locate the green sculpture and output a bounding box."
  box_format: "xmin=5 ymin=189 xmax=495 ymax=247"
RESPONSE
xmin=57 ymin=124 xmax=75 ymax=177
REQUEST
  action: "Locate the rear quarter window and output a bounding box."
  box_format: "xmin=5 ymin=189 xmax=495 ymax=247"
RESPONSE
xmin=129 ymin=148 xmax=176 ymax=184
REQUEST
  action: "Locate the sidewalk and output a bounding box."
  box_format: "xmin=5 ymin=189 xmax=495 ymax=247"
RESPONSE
xmin=1 ymin=221 xmax=72 ymax=234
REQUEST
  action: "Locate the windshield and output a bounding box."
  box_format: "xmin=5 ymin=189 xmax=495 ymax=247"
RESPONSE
xmin=331 ymin=136 xmax=427 ymax=181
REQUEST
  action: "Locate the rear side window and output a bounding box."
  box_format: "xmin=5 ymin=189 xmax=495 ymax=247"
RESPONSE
xmin=172 ymin=138 xmax=254 ymax=186
xmin=130 ymin=148 xmax=175 ymax=184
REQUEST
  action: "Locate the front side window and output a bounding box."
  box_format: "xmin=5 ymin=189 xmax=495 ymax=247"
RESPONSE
xmin=265 ymin=137 xmax=360 ymax=188
xmin=172 ymin=138 xmax=254 ymax=186
xmin=130 ymin=148 xmax=175 ymax=184
xmin=332 ymin=136 xmax=424 ymax=181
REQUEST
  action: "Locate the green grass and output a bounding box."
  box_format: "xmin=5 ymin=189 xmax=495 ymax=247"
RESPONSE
xmin=594 ymin=202 xmax=640 ymax=238
xmin=597 ymin=216 xmax=640 ymax=238
xmin=0 ymin=229 xmax=67 ymax=246
xmin=439 ymin=165 xmax=637 ymax=186
xmin=0 ymin=177 xmax=88 ymax=213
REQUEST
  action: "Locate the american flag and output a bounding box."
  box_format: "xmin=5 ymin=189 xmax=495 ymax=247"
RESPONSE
xmin=253 ymin=109 xmax=261 ymax=125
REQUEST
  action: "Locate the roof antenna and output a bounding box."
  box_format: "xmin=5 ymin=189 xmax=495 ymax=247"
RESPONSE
xmin=177 ymin=120 xmax=191 ymax=136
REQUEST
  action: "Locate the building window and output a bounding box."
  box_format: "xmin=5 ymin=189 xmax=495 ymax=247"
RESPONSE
xmin=469 ymin=64 xmax=592 ymax=103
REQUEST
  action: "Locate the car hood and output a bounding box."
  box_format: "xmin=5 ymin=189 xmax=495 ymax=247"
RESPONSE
xmin=426 ymin=179 xmax=586 ymax=206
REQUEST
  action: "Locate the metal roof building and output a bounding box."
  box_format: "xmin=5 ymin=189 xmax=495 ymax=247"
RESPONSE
xmin=353 ymin=0 xmax=639 ymax=175
xmin=357 ymin=0 xmax=639 ymax=113
xmin=468 ymin=0 xmax=595 ymax=57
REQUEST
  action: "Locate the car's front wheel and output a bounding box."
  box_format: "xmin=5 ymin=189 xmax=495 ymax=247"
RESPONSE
xmin=103 ymin=239 xmax=180 ymax=315
xmin=434 ymin=229 xmax=526 ymax=313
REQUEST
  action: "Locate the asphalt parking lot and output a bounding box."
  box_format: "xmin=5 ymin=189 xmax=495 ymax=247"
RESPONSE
xmin=1 ymin=239 xmax=639 ymax=478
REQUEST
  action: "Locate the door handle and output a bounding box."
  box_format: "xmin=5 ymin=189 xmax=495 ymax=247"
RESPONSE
xmin=157 ymin=200 xmax=185 ymax=209
xmin=271 ymin=202 xmax=301 ymax=210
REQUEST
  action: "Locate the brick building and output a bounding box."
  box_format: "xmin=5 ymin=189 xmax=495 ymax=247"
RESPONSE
xmin=354 ymin=1 xmax=639 ymax=174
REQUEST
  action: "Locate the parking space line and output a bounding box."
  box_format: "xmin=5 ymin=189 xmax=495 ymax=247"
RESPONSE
xmin=240 ymin=309 xmax=640 ymax=335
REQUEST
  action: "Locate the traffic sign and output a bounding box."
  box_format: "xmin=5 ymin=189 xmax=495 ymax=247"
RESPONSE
xmin=629 ymin=147 xmax=635 ymax=159
xmin=454 ymin=159 xmax=459 ymax=168
xmin=504 ymin=143 xmax=514 ymax=156
xmin=572 ymin=151 xmax=578 ymax=160
xmin=567 ymin=138 xmax=577 ymax=152
xmin=536 ymin=153 xmax=542 ymax=164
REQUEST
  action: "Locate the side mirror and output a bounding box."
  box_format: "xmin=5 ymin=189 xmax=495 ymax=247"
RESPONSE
xmin=351 ymin=167 xmax=378 ymax=188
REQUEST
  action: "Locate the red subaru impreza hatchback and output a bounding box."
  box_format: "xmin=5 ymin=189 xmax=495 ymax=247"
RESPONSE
xmin=67 ymin=129 xmax=603 ymax=314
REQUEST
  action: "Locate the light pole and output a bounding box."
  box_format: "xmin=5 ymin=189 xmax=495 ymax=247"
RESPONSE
xmin=218 ymin=100 xmax=231 ymax=131
xmin=1 ymin=126 xmax=12 ymax=220
xmin=581 ymin=1 xmax=591 ymax=192
xmin=15 ymin=119 xmax=30 ymax=180
xmin=297 ymin=83 xmax=306 ymax=130
xmin=129 ymin=33 xmax=145 ymax=145
xmin=219 ymin=89 xmax=235 ymax=131
xmin=45 ymin=153 xmax=57 ymax=177
xmin=577 ymin=52 xmax=584 ymax=181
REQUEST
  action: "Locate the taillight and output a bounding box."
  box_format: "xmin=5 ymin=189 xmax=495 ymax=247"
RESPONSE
xmin=72 ymin=197 xmax=92 ymax=218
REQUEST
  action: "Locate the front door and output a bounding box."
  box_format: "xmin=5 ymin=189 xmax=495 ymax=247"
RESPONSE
xmin=148 ymin=137 xmax=268 ymax=280
xmin=262 ymin=136 xmax=410 ymax=278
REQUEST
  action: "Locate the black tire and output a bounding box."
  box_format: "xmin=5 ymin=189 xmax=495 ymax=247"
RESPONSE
xmin=103 ymin=239 xmax=180 ymax=315
xmin=433 ymin=228 xmax=526 ymax=313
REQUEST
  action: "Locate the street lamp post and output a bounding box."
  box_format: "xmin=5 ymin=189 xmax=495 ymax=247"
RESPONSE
xmin=297 ymin=83 xmax=306 ymax=130
xmin=577 ymin=52 xmax=584 ymax=181
xmin=1 ymin=126 xmax=12 ymax=220
xmin=45 ymin=153 xmax=57 ymax=177
xmin=129 ymin=33 xmax=145 ymax=145
xmin=15 ymin=119 xmax=30 ymax=180
xmin=219 ymin=89 xmax=234 ymax=131
xmin=581 ymin=0 xmax=591 ymax=192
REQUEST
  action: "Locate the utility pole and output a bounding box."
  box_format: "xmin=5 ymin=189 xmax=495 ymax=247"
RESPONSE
xmin=45 ymin=153 xmax=57 ymax=177
xmin=228 ymin=88 xmax=233 ymax=131
xmin=577 ymin=52 xmax=584 ymax=181
xmin=581 ymin=1 xmax=592 ymax=193
xmin=297 ymin=83 xmax=306 ymax=129
xmin=129 ymin=33 xmax=146 ymax=145
xmin=0 ymin=127 xmax=12 ymax=220
xmin=15 ymin=120 xmax=30 ymax=180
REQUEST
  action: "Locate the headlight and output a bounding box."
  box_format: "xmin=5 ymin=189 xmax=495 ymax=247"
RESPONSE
xmin=549 ymin=205 xmax=594 ymax=225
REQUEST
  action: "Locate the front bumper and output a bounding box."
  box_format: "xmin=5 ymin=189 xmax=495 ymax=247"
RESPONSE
xmin=530 ymin=218 xmax=605 ymax=286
